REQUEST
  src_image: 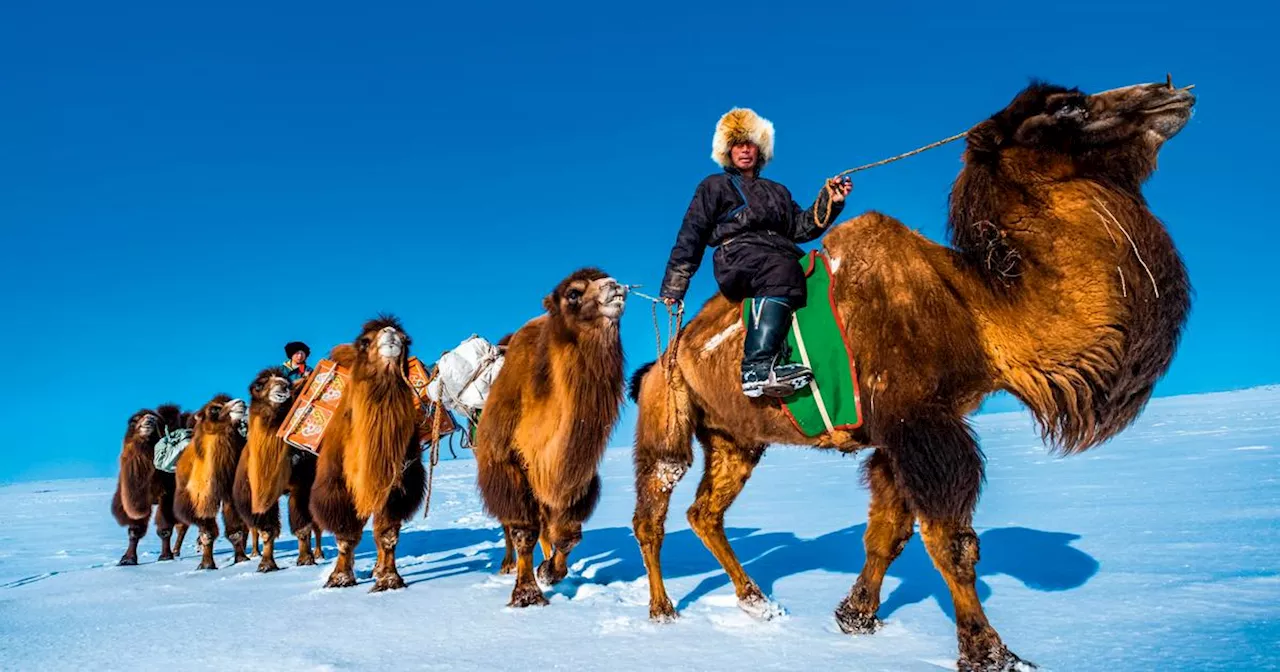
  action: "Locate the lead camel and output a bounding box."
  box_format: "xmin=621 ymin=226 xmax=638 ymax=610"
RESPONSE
xmin=629 ymin=78 xmax=1195 ymax=671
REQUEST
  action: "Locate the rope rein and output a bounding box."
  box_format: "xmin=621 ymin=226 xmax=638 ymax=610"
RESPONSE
xmin=813 ymin=130 xmax=969 ymax=227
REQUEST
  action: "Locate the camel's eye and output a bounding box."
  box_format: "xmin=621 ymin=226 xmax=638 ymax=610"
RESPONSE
xmin=358 ymin=336 xmax=371 ymax=350
xmin=565 ymin=289 xmax=582 ymax=304
xmin=1051 ymin=98 xmax=1087 ymax=121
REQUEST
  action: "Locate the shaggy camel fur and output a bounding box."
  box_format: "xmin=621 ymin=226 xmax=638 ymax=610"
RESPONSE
xmin=174 ymin=394 xmax=250 ymax=570
xmin=309 ymin=316 xmax=425 ymax=591
xmin=474 ymin=268 xmax=627 ymax=607
xmin=629 ymin=79 xmax=1195 ymax=671
xmin=110 ymin=404 xmax=188 ymax=565
xmin=232 ymin=367 xmax=324 ymax=572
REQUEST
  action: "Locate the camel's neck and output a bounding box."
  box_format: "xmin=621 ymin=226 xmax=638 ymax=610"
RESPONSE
xmin=549 ymin=326 xmax=625 ymax=463
xmin=954 ymin=174 xmax=1190 ymax=453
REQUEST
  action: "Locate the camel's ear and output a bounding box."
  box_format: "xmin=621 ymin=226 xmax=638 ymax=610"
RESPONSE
xmin=543 ymin=294 xmax=559 ymax=315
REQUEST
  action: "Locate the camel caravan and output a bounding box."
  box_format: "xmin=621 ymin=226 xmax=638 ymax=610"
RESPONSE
xmin=112 ymin=77 xmax=1196 ymax=672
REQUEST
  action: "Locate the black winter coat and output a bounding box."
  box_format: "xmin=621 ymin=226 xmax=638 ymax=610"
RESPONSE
xmin=659 ymin=168 xmax=844 ymax=302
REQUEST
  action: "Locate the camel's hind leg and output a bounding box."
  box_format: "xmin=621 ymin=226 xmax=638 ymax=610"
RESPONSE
xmin=154 ymin=475 xmax=178 ymax=561
xmin=173 ymin=523 xmax=189 ymax=558
xmin=250 ymin=529 xmax=261 ymax=558
xmin=630 ymin=358 xmax=696 ymax=620
xmin=879 ymin=410 xmax=1030 ymax=672
xmin=835 ymin=449 xmax=915 ymax=634
xmin=499 ymin=525 xmax=516 ymax=574
xmin=686 ymin=428 xmax=776 ymax=618
xmin=536 ymin=476 xmax=601 ymax=586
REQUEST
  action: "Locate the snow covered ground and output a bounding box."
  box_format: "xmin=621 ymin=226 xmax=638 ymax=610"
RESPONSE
xmin=1 ymin=387 xmax=1277 ymax=671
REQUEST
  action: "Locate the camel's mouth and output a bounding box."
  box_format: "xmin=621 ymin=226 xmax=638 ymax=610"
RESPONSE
xmin=376 ymin=327 xmax=405 ymax=361
xmin=597 ymin=278 xmax=628 ymax=321
xmin=226 ymin=398 xmax=248 ymax=422
xmin=135 ymin=414 xmax=159 ymax=436
xmin=268 ymin=389 xmax=291 ymax=404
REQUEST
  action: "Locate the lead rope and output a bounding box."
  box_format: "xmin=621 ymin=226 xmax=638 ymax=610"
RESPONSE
xmin=813 ymin=131 xmax=969 ymax=228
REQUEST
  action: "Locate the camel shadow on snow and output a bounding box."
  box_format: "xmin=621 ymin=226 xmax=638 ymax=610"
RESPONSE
xmin=340 ymin=522 xmax=1097 ymax=621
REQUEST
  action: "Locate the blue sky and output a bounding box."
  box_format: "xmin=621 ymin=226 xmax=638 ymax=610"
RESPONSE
xmin=1 ymin=0 xmax=1274 ymax=482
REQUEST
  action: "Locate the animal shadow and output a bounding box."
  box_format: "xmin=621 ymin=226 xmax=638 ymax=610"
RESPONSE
xmin=343 ymin=522 xmax=1097 ymax=617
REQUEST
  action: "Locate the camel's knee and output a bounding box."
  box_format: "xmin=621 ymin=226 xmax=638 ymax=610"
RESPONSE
xmin=921 ymin=523 xmax=980 ymax=583
xmin=508 ymin=525 xmax=539 ymax=554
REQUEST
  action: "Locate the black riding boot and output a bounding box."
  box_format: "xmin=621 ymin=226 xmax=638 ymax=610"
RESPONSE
xmin=742 ymin=298 xmax=813 ymax=398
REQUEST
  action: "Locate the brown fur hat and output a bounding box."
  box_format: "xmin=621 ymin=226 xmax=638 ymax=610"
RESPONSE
xmin=711 ymin=107 xmax=775 ymax=169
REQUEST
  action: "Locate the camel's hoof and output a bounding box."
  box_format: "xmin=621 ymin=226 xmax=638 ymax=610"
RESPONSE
xmin=315 ymin=549 xmax=326 ymax=561
xmin=649 ymin=599 xmax=679 ymax=623
xmin=296 ymin=554 xmax=317 ymax=567
xmin=498 ymin=560 xmax=516 ymax=575
xmin=196 ymin=560 xmax=218 ymax=571
xmin=834 ymin=599 xmax=882 ymax=635
xmin=323 ymin=570 xmax=358 ymax=589
xmin=117 ymin=555 xmax=138 ymax=567
xmin=958 ymin=646 xmax=1037 ymax=672
xmin=738 ymin=593 xmax=787 ymax=621
xmin=257 ymin=557 xmax=280 ymax=573
xmin=370 ymin=572 xmax=407 ymax=593
xmin=157 ymin=552 xmax=175 ymax=562
xmin=508 ymin=583 xmax=549 ymax=608
xmin=250 ymin=550 xmax=261 ymax=559
xmin=535 ymin=560 xmax=566 ymax=586
xmin=232 ymin=552 xmax=250 ymax=565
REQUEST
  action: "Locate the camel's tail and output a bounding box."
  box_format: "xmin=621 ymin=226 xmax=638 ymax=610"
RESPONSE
xmin=630 ymin=358 xmax=695 ymax=479
xmin=118 ymin=445 xmax=154 ymax=520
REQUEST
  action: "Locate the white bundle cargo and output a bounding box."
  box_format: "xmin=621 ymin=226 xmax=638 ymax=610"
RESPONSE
xmin=426 ymin=335 xmax=504 ymax=416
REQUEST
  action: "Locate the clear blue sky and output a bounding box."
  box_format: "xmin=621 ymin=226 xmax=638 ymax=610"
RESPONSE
xmin=1 ymin=0 xmax=1274 ymax=482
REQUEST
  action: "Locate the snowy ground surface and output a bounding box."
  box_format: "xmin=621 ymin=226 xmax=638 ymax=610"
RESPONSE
xmin=1 ymin=387 xmax=1278 ymax=671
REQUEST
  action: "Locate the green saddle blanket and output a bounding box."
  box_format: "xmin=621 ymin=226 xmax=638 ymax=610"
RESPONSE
xmin=740 ymin=251 xmax=863 ymax=437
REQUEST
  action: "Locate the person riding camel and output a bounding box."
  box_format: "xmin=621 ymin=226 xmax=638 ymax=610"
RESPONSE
xmin=659 ymin=107 xmax=852 ymax=398
xmin=282 ymin=341 xmax=310 ymax=383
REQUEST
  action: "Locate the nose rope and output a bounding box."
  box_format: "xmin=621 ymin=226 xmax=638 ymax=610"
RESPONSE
xmin=814 ymin=131 xmax=969 ymax=228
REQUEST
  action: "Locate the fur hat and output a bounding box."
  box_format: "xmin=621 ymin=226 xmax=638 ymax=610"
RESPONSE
xmin=711 ymin=107 xmax=775 ymax=169
xmin=284 ymin=341 xmax=310 ymax=358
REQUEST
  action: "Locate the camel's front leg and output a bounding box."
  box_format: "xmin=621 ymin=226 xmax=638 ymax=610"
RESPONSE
xmin=686 ymin=431 xmax=776 ymax=618
xmin=507 ymin=523 xmax=548 ymax=607
xmin=537 ymin=476 xmax=600 ymax=586
xmin=221 ymin=500 xmax=250 ymax=564
xmin=196 ymin=518 xmax=220 ymax=570
xmin=370 ymin=514 xmax=407 ymax=592
xmin=835 ymin=449 xmax=915 ymax=634
xmin=324 ymin=535 xmax=360 ymax=588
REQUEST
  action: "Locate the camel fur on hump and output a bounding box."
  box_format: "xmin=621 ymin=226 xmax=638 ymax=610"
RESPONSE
xmin=110 ymin=404 xmax=191 ymax=565
xmin=173 ymin=394 xmax=250 ymax=571
xmin=232 ymin=366 xmax=325 ymax=573
xmin=474 ymin=268 xmax=627 ymax=608
xmin=308 ymin=316 xmax=426 ymax=592
xmin=630 ymin=77 xmax=1195 ymax=672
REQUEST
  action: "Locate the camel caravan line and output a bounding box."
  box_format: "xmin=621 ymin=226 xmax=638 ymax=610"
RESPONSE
xmin=112 ymin=77 xmax=1196 ymax=672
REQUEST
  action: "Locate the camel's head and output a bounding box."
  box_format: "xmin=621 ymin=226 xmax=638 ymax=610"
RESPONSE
xmin=153 ymin=404 xmax=185 ymax=434
xmin=126 ymin=409 xmax=160 ymax=440
xmin=195 ymin=394 xmax=248 ymax=433
xmin=249 ymin=367 xmax=295 ymax=409
xmin=543 ymin=268 xmax=628 ymax=330
xmin=965 ymin=76 xmax=1196 ymax=188
xmin=353 ymin=315 xmax=412 ymax=373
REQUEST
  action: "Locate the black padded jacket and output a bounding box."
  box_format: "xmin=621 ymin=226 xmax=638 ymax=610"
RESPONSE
xmin=658 ymin=168 xmax=844 ymax=301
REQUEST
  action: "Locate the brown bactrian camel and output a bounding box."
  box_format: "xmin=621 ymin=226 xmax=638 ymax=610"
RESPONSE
xmin=629 ymin=78 xmax=1195 ymax=671
xmin=232 ymin=367 xmax=325 ymax=572
xmin=174 ymin=394 xmax=251 ymax=570
xmin=110 ymin=404 xmax=189 ymax=565
xmin=474 ymin=269 xmax=627 ymax=607
xmin=309 ymin=316 xmax=426 ymax=591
